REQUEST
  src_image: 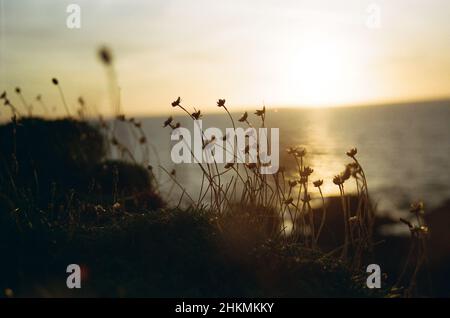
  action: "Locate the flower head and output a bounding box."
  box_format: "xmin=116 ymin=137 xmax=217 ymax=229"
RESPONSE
xmin=191 ymin=109 xmax=202 ymax=120
xmin=333 ymin=175 xmax=344 ymax=185
xmin=410 ymin=201 xmax=424 ymax=214
xmin=0 ymin=91 xmax=6 ymax=99
xmin=313 ymin=179 xmax=323 ymax=188
xmin=238 ymin=111 xmax=248 ymax=122
xmin=217 ymin=99 xmax=226 ymax=107
xmin=163 ymin=116 xmax=173 ymax=127
xmin=171 ymin=97 xmax=181 ymax=107
xmin=52 ymin=78 xmax=59 ymax=85
xmin=98 ymin=46 xmax=113 ymax=65
xmin=346 ymin=148 xmax=357 ymax=158
xmin=288 ymin=180 xmax=297 ymax=187
xmin=255 ymin=105 xmax=266 ymax=117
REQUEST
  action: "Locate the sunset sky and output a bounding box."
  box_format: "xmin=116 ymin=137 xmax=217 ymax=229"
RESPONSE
xmin=1 ymin=0 xmax=450 ymax=118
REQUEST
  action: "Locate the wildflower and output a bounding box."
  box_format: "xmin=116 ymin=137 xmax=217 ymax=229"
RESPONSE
xmin=238 ymin=111 xmax=248 ymax=122
xmin=15 ymin=87 xmax=21 ymax=94
xmin=171 ymin=97 xmax=181 ymax=107
xmin=0 ymin=91 xmax=6 ymax=99
xmin=333 ymin=175 xmax=343 ymax=185
xmin=255 ymin=106 xmax=265 ymax=116
xmin=98 ymin=46 xmax=112 ymax=65
xmin=295 ymin=147 xmax=307 ymax=157
xmin=349 ymin=216 xmax=358 ymax=223
xmin=410 ymin=201 xmax=424 ymax=214
xmin=112 ymin=202 xmax=121 ymax=210
xmin=302 ymin=166 xmax=314 ymax=177
xmin=301 ymin=194 xmax=311 ymax=203
xmin=341 ymin=166 xmax=351 ymax=181
xmin=299 ymin=176 xmax=308 ymax=184
xmin=313 ymin=179 xmax=323 ymax=187
xmin=346 ymin=148 xmax=357 ymax=158
xmin=192 ymin=109 xmax=202 ymax=120
xmin=217 ymin=99 xmax=226 ymax=107
xmin=163 ymin=116 xmax=173 ymax=127
xmin=284 ymin=198 xmax=293 ymax=205
xmin=52 ymin=78 xmax=59 ymax=85
xmin=288 ymin=180 xmax=297 ymax=187
xmin=224 ymin=162 xmax=234 ymax=169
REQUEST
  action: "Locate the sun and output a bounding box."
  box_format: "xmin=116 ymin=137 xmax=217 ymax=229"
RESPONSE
xmin=281 ymin=31 xmax=358 ymax=107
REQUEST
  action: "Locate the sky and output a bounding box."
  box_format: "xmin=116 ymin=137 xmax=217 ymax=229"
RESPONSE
xmin=1 ymin=0 xmax=450 ymax=118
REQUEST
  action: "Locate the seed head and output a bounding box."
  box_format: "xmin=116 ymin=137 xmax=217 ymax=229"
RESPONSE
xmin=52 ymin=78 xmax=59 ymax=85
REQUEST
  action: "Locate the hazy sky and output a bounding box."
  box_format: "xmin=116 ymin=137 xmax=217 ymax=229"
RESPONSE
xmin=1 ymin=0 xmax=450 ymax=118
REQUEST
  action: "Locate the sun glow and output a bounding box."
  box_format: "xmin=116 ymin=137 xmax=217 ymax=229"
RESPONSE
xmin=277 ymin=31 xmax=365 ymax=108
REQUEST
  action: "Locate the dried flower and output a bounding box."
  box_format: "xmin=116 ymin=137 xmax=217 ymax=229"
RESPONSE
xmin=246 ymin=163 xmax=257 ymax=170
xmin=288 ymin=180 xmax=297 ymax=187
xmin=217 ymin=99 xmax=226 ymax=107
xmin=78 ymin=96 xmax=85 ymax=106
xmin=346 ymin=148 xmax=357 ymax=158
xmin=333 ymin=175 xmax=344 ymax=185
xmin=300 ymin=166 xmax=314 ymax=177
xmin=15 ymin=87 xmax=21 ymax=94
xmin=52 ymin=78 xmax=59 ymax=85
xmin=299 ymin=176 xmax=308 ymax=184
xmin=224 ymin=162 xmax=234 ymax=169
xmin=255 ymin=106 xmax=265 ymax=117
xmin=0 ymin=91 xmax=6 ymax=99
xmin=284 ymin=198 xmax=293 ymax=205
xmin=238 ymin=111 xmax=248 ymax=122
xmin=171 ymin=97 xmax=181 ymax=107
xmin=192 ymin=109 xmax=202 ymax=120
xmin=139 ymin=136 xmax=146 ymax=144
xmin=301 ymin=194 xmax=311 ymax=203
xmin=116 ymin=114 xmax=126 ymax=121
xmin=163 ymin=116 xmax=173 ymax=127
xmin=410 ymin=201 xmax=424 ymax=214
xmin=313 ymin=179 xmax=323 ymax=187
xmin=295 ymin=147 xmax=307 ymax=157
xmin=98 ymin=46 xmax=113 ymax=65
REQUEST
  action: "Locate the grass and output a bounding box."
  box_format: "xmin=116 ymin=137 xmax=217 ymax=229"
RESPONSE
xmin=0 ymin=47 xmax=431 ymax=298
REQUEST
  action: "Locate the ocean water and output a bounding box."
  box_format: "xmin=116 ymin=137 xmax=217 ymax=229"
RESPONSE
xmin=120 ymin=100 xmax=450 ymax=218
